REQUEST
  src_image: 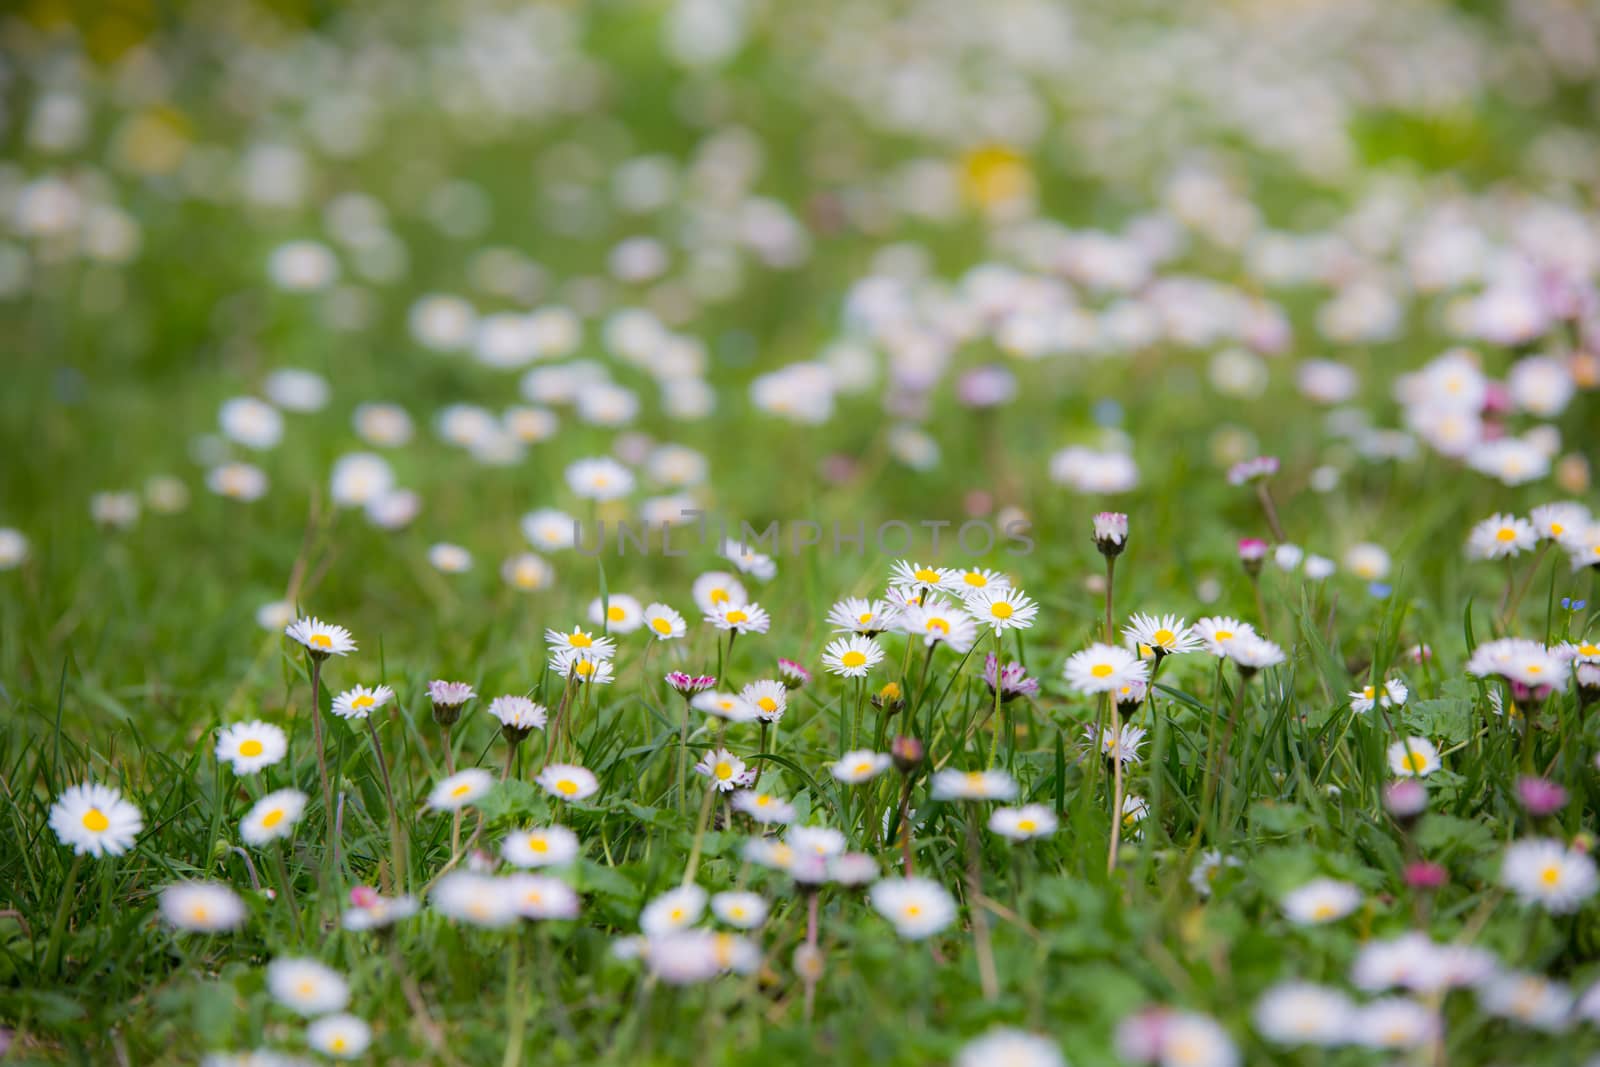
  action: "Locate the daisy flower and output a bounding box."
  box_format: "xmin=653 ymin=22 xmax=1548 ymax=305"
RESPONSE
xmin=984 ymin=654 xmax=1040 ymax=701
xmin=666 ymin=672 xmax=717 ymax=697
xmin=537 ymin=763 xmax=599 ymax=802
xmin=1387 ymin=737 xmax=1441 ymax=777
xmin=989 ymin=804 xmax=1058 ymax=840
xmin=159 ymin=882 xmax=247 ymax=933
xmin=1281 ymin=878 xmax=1362 ymax=924
xmin=1253 ymin=982 xmax=1353 ymax=1047
xmin=788 ymin=825 xmax=847 ymax=858
xmin=307 ymin=1015 xmax=370 ymax=1060
xmin=706 ymin=602 xmax=771 ymax=634
xmin=1192 ymin=616 xmax=1256 ymax=656
xmin=342 ymin=891 xmax=419 ymax=932
xmin=900 ymin=599 xmax=979 ymax=652
xmin=1122 ymin=613 xmax=1204 ymax=658
xmin=1477 ymin=971 xmax=1573 ymax=1032
xmin=284 ymin=616 xmax=356 ymax=658
xmin=589 ymin=593 xmax=644 ymax=633
xmin=1500 ymin=838 xmax=1598 ymax=913
xmin=1064 ymin=643 xmax=1150 ymax=694
xmin=427 ymin=543 xmax=473 ymax=574
xmin=1561 ymin=522 xmax=1600 ymax=571
xmin=821 ymin=635 xmax=885 ymax=677
xmin=565 ymin=456 xmax=634 ymax=500
xmin=692 ymin=571 xmax=748 ymax=614
xmin=949 ymin=566 xmax=1012 ymax=594
xmin=691 ymin=691 xmax=759 ymax=722
xmin=240 ymin=789 xmax=307 ymax=846
xmin=266 ymin=958 xmax=349 ymax=1016
xmin=826 ymin=597 xmax=901 ymax=635
xmin=1466 ymin=513 xmax=1537 ymax=560
xmin=956 ymin=1028 xmax=1063 ymax=1067
xmin=642 ymin=602 xmax=687 ymax=640
xmin=1122 ymin=794 xmax=1150 ymax=832
xmin=730 ymin=790 xmax=795 ymax=824
xmin=889 ymin=560 xmax=952 ymax=590
xmin=711 ymin=891 xmax=768 ymax=929
xmin=1085 ymin=723 xmax=1148 ymax=765
xmin=869 ymin=877 xmax=956 ymax=939
xmin=1553 ymin=637 xmax=1600 ymax=664
xmin=502 ymin=552 xmax=554 ymax=592
xmin=488 ymin=695 xmax=547 ymax=736
xmin=830 ymin=750 xmax=891 ymax=784
xmin=214 ymin=721 xmax=288 ymax=774
xmin=431 ymin=871 xmax=516 ymax=928
xmin=507 ymin=874 xmax=581 ymax=920
xmin=962 ymin=586 xmax=1039 ymax=632
xmin=1227 ymin=634 xmax=1286 ymax=673
xmin=522 ymin=507 xmax=578 ymax=551
xmin=1093 ymin=512 xmax=1130 ymax=556
xmin=330 ymin=684 xmax=394 ymax=721
xmin=1349 ymin=678 xmax=1407 ymax=713
xmin=777 ymin=658 xmax=811 ymax=688
xmin=1344 ymin=542 xmax=1392 ymax=581
xmin=503 ymin=825 xmax=580 ymax=868
xmin=640 ymin=885 xmax=707 ymax=936
xmin=427 ymin=769 xmax=494 ymax=812
xmin=695 ymin=748 xmax=755 ymax=791
xmin=549 ymin=649 xmax=616 ymax=685
xmin=1189 ymin=851 xmax=1241 ymax=897
xmin=1351 ymin=998 xmax=1438 ymax=1049
xmin=930 ymin=768 xmax=1018 ymax=802
xmin=720 ymin=537 xmax=777 ymax=580
xmin=427 ymin=680 xmax=476 ymax=725
xmin=740 ymin=680 xmax=788 ymax=722
xmin=544 ymin=627 xmax=617 ymax=661
xmin=1465 ymin=637 xmax=1566 ymax=687
xmin=1530 ymin=501 xmax=1590 ymax=542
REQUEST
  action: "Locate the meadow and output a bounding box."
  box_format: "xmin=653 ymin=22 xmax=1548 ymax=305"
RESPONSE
xmin=4 ymin=1 xmax=1600 ymax=1064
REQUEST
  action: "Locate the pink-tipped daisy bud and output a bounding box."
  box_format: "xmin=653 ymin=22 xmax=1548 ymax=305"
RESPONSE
xmin=350 ymin=885 xmax=379 ymax=909
xmin=778 ymin=658 xmax=811 ymax=690
xmin=1238 ymin=538 xmax=1268 ymax=576
xmin=428 ymin=679 xmax=476 ymax=727
xmin=1226 ymin=455 xmax=1279 ymax=486
xmin=891 ymin=734 xmax=925 ymax=774
xmin=1516 ymin=776 xmax=1568 ymax=817
xmin=1404 ymin=861 xmax=1448 ymax=890
xmin=1384 ymin=779 xmax=1428 ymax=823
xmin=1093 ymin=512 xmax=1128 ymax=557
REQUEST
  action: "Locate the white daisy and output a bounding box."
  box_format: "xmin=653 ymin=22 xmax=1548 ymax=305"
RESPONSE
xmin=989 ymin=804 xmax=1058 ymax=840
xmin=488 ymin=696 xmax=548 ymax=732
xmin=739 ymin=680 xmax=788 ymax=722
xmin=506 ymin=873 xmax=581 ymax=920
xmin=427 ymin=543 xmax=473 ymax=574
xmin=306 ymin=1014 xmax=370 ymax=1060
xmin=730 ymin=790 xmax=795 ymax=824
xmin=1085 ymin=723 xmax=1148 ymax=765
xmin=284 ymin=616 xmax=356 ymax=658
xmin=428 ymin=769 xmax=494 ymax=811
xmin=826 ymin=597 xmax=901 ymax=635
xmin=1477 ymin=971 xmax=1573 ymax=1032
xmin=1122 ymin=612 xmax=1204 ymax=658
xmin=1064 ymin=643 xmax=1150 ymax=694
xmin=930 ymin=768 xmax=1018 ymax=802
xmin=159 ymin=881 xmax=247 ymax=933
xmin=948 ymin=567 xmax=1013 ymax=594
xmin=692 ymin=571 xmax=748 ymax=614
xmin=642 ymin=602 xmax=687 ymax=640
xmin=503 ymin=825 xmax=581 ymax=868
xmin=589 ymin=593 xmax=645 ymax=633
xmin=1500 ymin=838 xmax=1598 ymax=913
xmin=706 ymin=602 xmax=771 ymax=634
xmin=544 ymin=626 xmax=618 ymax=661
xmin=869 ymin=877 xmax=956 ymax=940
xmin=1253 ymin=982 xmax=1353 ymax=1047
xmin=1465 ymin=513 xmax=1537 ymax=560
xmin=695 ymin=748 xmax=754 ymax=791
xmin=565 ymin=457 xmax=634 ymax=500
xmin=1192 ymin=616 xmax=1257 ymax=656
xmin=691 ymin=691 xmax=760 ymax=723
xmin=1227 ymin=634 xmax=1287 ymax=672
xmin=240 ymin=789 xmax=308 ymax=847
xmin=898 ymin=598 xmax=979 ymax=652
xmin=431 ymin=871 xmax=516 ymax=928
xmin=890 ymin=560 xmax=953 ymax=589
xmin=962 ymin=586 xmax=1040 ymax=632
xmin=502 ymin=552 xmax=554 ymax=592
xmin=1189 ymin=851 xmax=1241 ymax=897
xmin=214 ymin=721 xmax=288 ymax=774
xmin=830 ymin=750 xmax=891 ymax=784
xmin=537 ymin=763 xmax=599 ymax=802
xmin=522 ymin=507 xmax=579 ymax=551
xmin=1387 ymin=737 xmax=1441 ymax=777
xmin=711 ymin=891 xmax=768 ymax=929
xmin=330 ymin=684 xmax=394 ymax=721
xmin=640 ymin=885 xmax=707 ymax=936
xmin=1281 ymin=878 xmax=1362 ymax=924
xmin=549 ymin=649 xmax=616 ymax=685
xmin=1348 ymin=997 xmax=1439 ymax=1049
xmin=1349 ymin=678 xmax=1407 ymax=713
xmin=266 ymin=957 xmax=349 ymax=1017
xmin=1530 ymin=501 xmax=1590 ymax=542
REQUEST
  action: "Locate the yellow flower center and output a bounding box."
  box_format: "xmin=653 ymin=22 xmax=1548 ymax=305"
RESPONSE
xmin=1362 ymin=686 xmax=1375 ymax=700
xmin=651 ymin=617 xmax=673 ymax=634
xmin=730 ymin=906 xmax=746 ymax=918
xmin=755 ymin=795 xmax=772 ymax=807
xmin=1090 ymin=663 xmax=1113 ymax=678
xmin=710 ymin=588 xmax=729 ymax=604
xmin=331 ymin=1037 xmax=347 ymax=1052
xmin=1525 ymin=663 xmax=1543 ymax=675
xmin=1214 ymin=629 xmax=1233 ymax=641
xmin=669 ymin=907 xmax=685 ymax=921
xmin=1496 ymin=527 xmax=1517 ymax=542
xmin=1551 ymin=523 xmax=1565 ymax=535
xmin=570 ymin=633 xmax=592 ymax=648
xmin=926 ymin=618 xmax=949 ymax=634
xmin=990 ymin=602 xmax=1014 ymax=619
xmin=353 ymin=694 xmax=374 ymax=709
xmin=239 ymin=739 xmax=264 ymax=757
xmin=262 ymin=808 xmax=285 ymax=828
xmin=310 ymin=634 xmax=333 ymax=649
xmin=608 ymin=605 xmax=626 ymax=622
xmin=82 ymin=808 xmax=109 ymax=832
xmin=190 ymin=904 xmax=209 ymax=921
xmin=879 ymin=683 xmax=901 ymax=700
xmin=914 ymin=568 xmax=940 ymax=582
xmin=757 ymin=697 xmax=778 ymax=712
xmin=451 ymin=782 xmax=473 ymax=798
xmin=1311 ymin=903 xmax=1336 ymax=920
xmin=963 ymin=572 xmax=986 ymax=586
xmin=298 ymin=980 xmax=315 ymax=996
xmin=557 ymin=779 xmax=579 ymax=796
xmin=853 ymin=762 xmax=874 ymax=776
xmin=1580 ymin=644 xmax=1600 ymax=656
xmin=1401 ymin=752 xmax=1428 ymax=772
xmin=841 ymin=650 xmax=867 ymax=668
xmin=726 ymin=610 xmax=749 ymax=624
xmin=1017 ymin=819 xmax=1037 ymax=832
xmin=529 ymin=836 xmax=549 ymax=853
xmin=903 ymin=904 xmax=922 ymax=918
xmin=714 ymin=762 xmax=734 ymax=780
xmin=857 ymin=612 xmax=874 ymax=625
xmin=1152 ymin=628 xmax=1175 ymax=645
xmin=574 ymin=660 xmax=596 ymax=677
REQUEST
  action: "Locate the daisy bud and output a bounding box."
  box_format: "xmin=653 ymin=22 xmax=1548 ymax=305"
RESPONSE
xmin=427 ymin=680 xmax=476 ymax=727
xmin=1404 ymin=861 xmax=1448 ymax=891
xmin=1092 ymin=512 xmax=1128 ymax=557
xmin=1238 ymin=538 xmax=1268 ymax=576
xmin=1516 ymin=776 xmax=1568 ymax=817
xmin=1384 ymin=779 xmax=1427 ymax=825
xmin=891 ymin=735 xmax=924 ymax=775
xmin=778 ymin=658 xmax=811 ymax=690
xmin=871 ymin=681 xmax=905 ymax=715
xmin=350 ymin=885 xmax=379 ymax=909
xmin=1226 ymin=455 xmax=1278 ymax=486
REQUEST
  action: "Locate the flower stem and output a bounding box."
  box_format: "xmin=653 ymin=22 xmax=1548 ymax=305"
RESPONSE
xmin=272 ymin=841 xmax=304 ymax=943
xmin=367 ymin=716 xmax=406 ymax=890
xmin=965 ymin=807 xmax=998 ymax=1000
xmin=1107 ymin=696 xmax=1124 ymax=875
xmin=45 ymin=853 xmax=84 ymax=977
xmin=307 ymin=656 xmax=334 ymax=846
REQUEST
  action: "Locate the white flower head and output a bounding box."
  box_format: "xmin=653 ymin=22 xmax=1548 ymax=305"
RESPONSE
xmin=215 ymin=721 xmax=288 ymax=774
xmin=869 ymin=877 xmax=956 ymax=939
xmin=240 ymin=789 xmax=307 ymax=847
xmin=428 ymin=769 xmax=494 ymax=811
xmin=266 ymin=957 xmax=349 ymax=1017
xmin=160 ymin=881 xmax=247 ymax=933
xmin=285 ymin=616 xmax=356 ymax=657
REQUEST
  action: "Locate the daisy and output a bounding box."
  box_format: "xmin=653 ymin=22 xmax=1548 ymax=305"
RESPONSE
xmin=503 ymin=825 xmax=580 ymax=868
xmin=431 ymin=871 xmax=516 ymax=928
xmin=240 ymin=789 xmax=307 ymax=846
xmin=695 ymin=748 xmax=755 ymax=791
xmin=691 ymin=691 xmax=759 ymax=723
xmin=159 ymin=882 xmax=247 ymax=933
xmin=830 ymin=750 xmax=891 ymax=784
xmin=1465 ymin=637 xmax=1566 ymax=687
xmin=589 ymin=593 xmax=644 ymax=633
xmin=330 ymin=684 xmax=394 ymax=721
xmin=1344 ymin=542 xmax=1392 ymax=582
xmin=949 ymin=566 xmax=1012 ymax=594
xmin=1122 ymin=613 xmax=1204 ymax=658
xmin=821 ymin=635 xmax=885 ymax=677
xmin=899 ymin=598 xmax=979 ymax=652
xmin=1530 ymin=501 xmax=1590 ymax=542
xmin=342 ymin=892 xmax=419 ymax=932
xmin=1348 ymin=998 xmax=1439 ymax=1049
xmin=744 ymin=839 xmax=798 ymax=871
xmin=1189 ymin=851 xmax=1241 ymax=897
xmin=692 ymin=571 xmax=748 ymax=614
xmin=1281 ymin=878 xmax=1362 ymax=924
xmin=788 ymin=825 xmax=847 ymax=858
xmin=777 ymin=658 xmax=811 ymax=688
xmin=989 ymin=804 xmax=1058 ymax=840
xmin=706 ymin=602 xmax=771 ymax=634
xmin=1253 ymin=982 xmax=1353 ymax=1047
xmin=955 ymin=1028 xmax=1064 ymax=1067
xmin=506 ymin=874 xmax=581 ymax=920
xmin=1227 ymin=634 xmax=1286 ymax=673
xmin=666 ymin=672 xmax=717 ymax=698
xmin=889 ymin=560 xmax=952 ymax=590
xmin=522 ymin=507 xmax=579 ymax=550
xmin=1477 ymin=971 xmax=1573 ymax=1032
xmin=826 ymin=597 xmax=901 ymax=635
xmin=488 ymin=695 xmax=547 ymax=735
xmin=266 ymin=958 xmax=349 ymax=1017
xmin=962 ymin=586 xmax=1039 ymax=632
xmin=1192 ymin=616 xmax=1256 ymax=656
xmin=1466 ymin=513 xmax=1537 ymax=560
xmin=1562 ymin=523 xmax=1600 ymax=571
xmin=537 ymin=763 xmax=599 ymax=802
xmin=1064 ymin=643 xmax=1150 ymax=694
xmin=502 ymin=552 xmax=554 ymax=592
xmin=740 ymin=680 xmax=788 ymax=722
xmin=1085 ymin=723 xmax=1148 ymax=765
xmin=1122 ymin=794 xmax=1150 ymax=832
xmin=930 ymin=768 xmax=1018 ymax=802
xmin=544 ymin=626 xmax=617 ymax=661
xmin=565 ymin=456 xmax=634 ymax=500
xmin=427 ymin=680 xmax=476 ymax=724
xmin=307 ymin=1015 xmax=370 ymax=1060
xmin=0 ymin=527 xmax=29 ymax=569
xmin=1500 ymin=838 xmax=1598 ymax=913
xmin=730 ymin=790 xmax=795 ymax=824
xmin=428 ymin=769 xmax=494 ymax=811
xmin=711 ymin=891 xmax=768 ymax=929
xmin=1554 ymin=637 xmax=1600 ymax=664
xmin=549 ymin=650 xmax=616 ymax=685
xmin=427 ymin=543 xmax=473 ymax=574
xmin=1387 ymin=737 xmax=1441 ymax=777
xmin=869 ymin=877 xmax=956 ymax=940
xmin=642 ymin=602 xmax=687 ymax=641
xmin=640 ymin=885 xmax=707 ymax=936
xmin=1349 ymin=678 xmax=1407 ymax=713
xmin=215 ymin=721 xmax=288 ymax=774
xmin=284 ymin=616 xmax=356 ymax=658
xmin=720 ymin=537 xmax=777 ymax=581
xmin=206 ymin=462 xmax=269 ymax=501
xmin=984 ymin=654 xmax=1040 ymax=701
